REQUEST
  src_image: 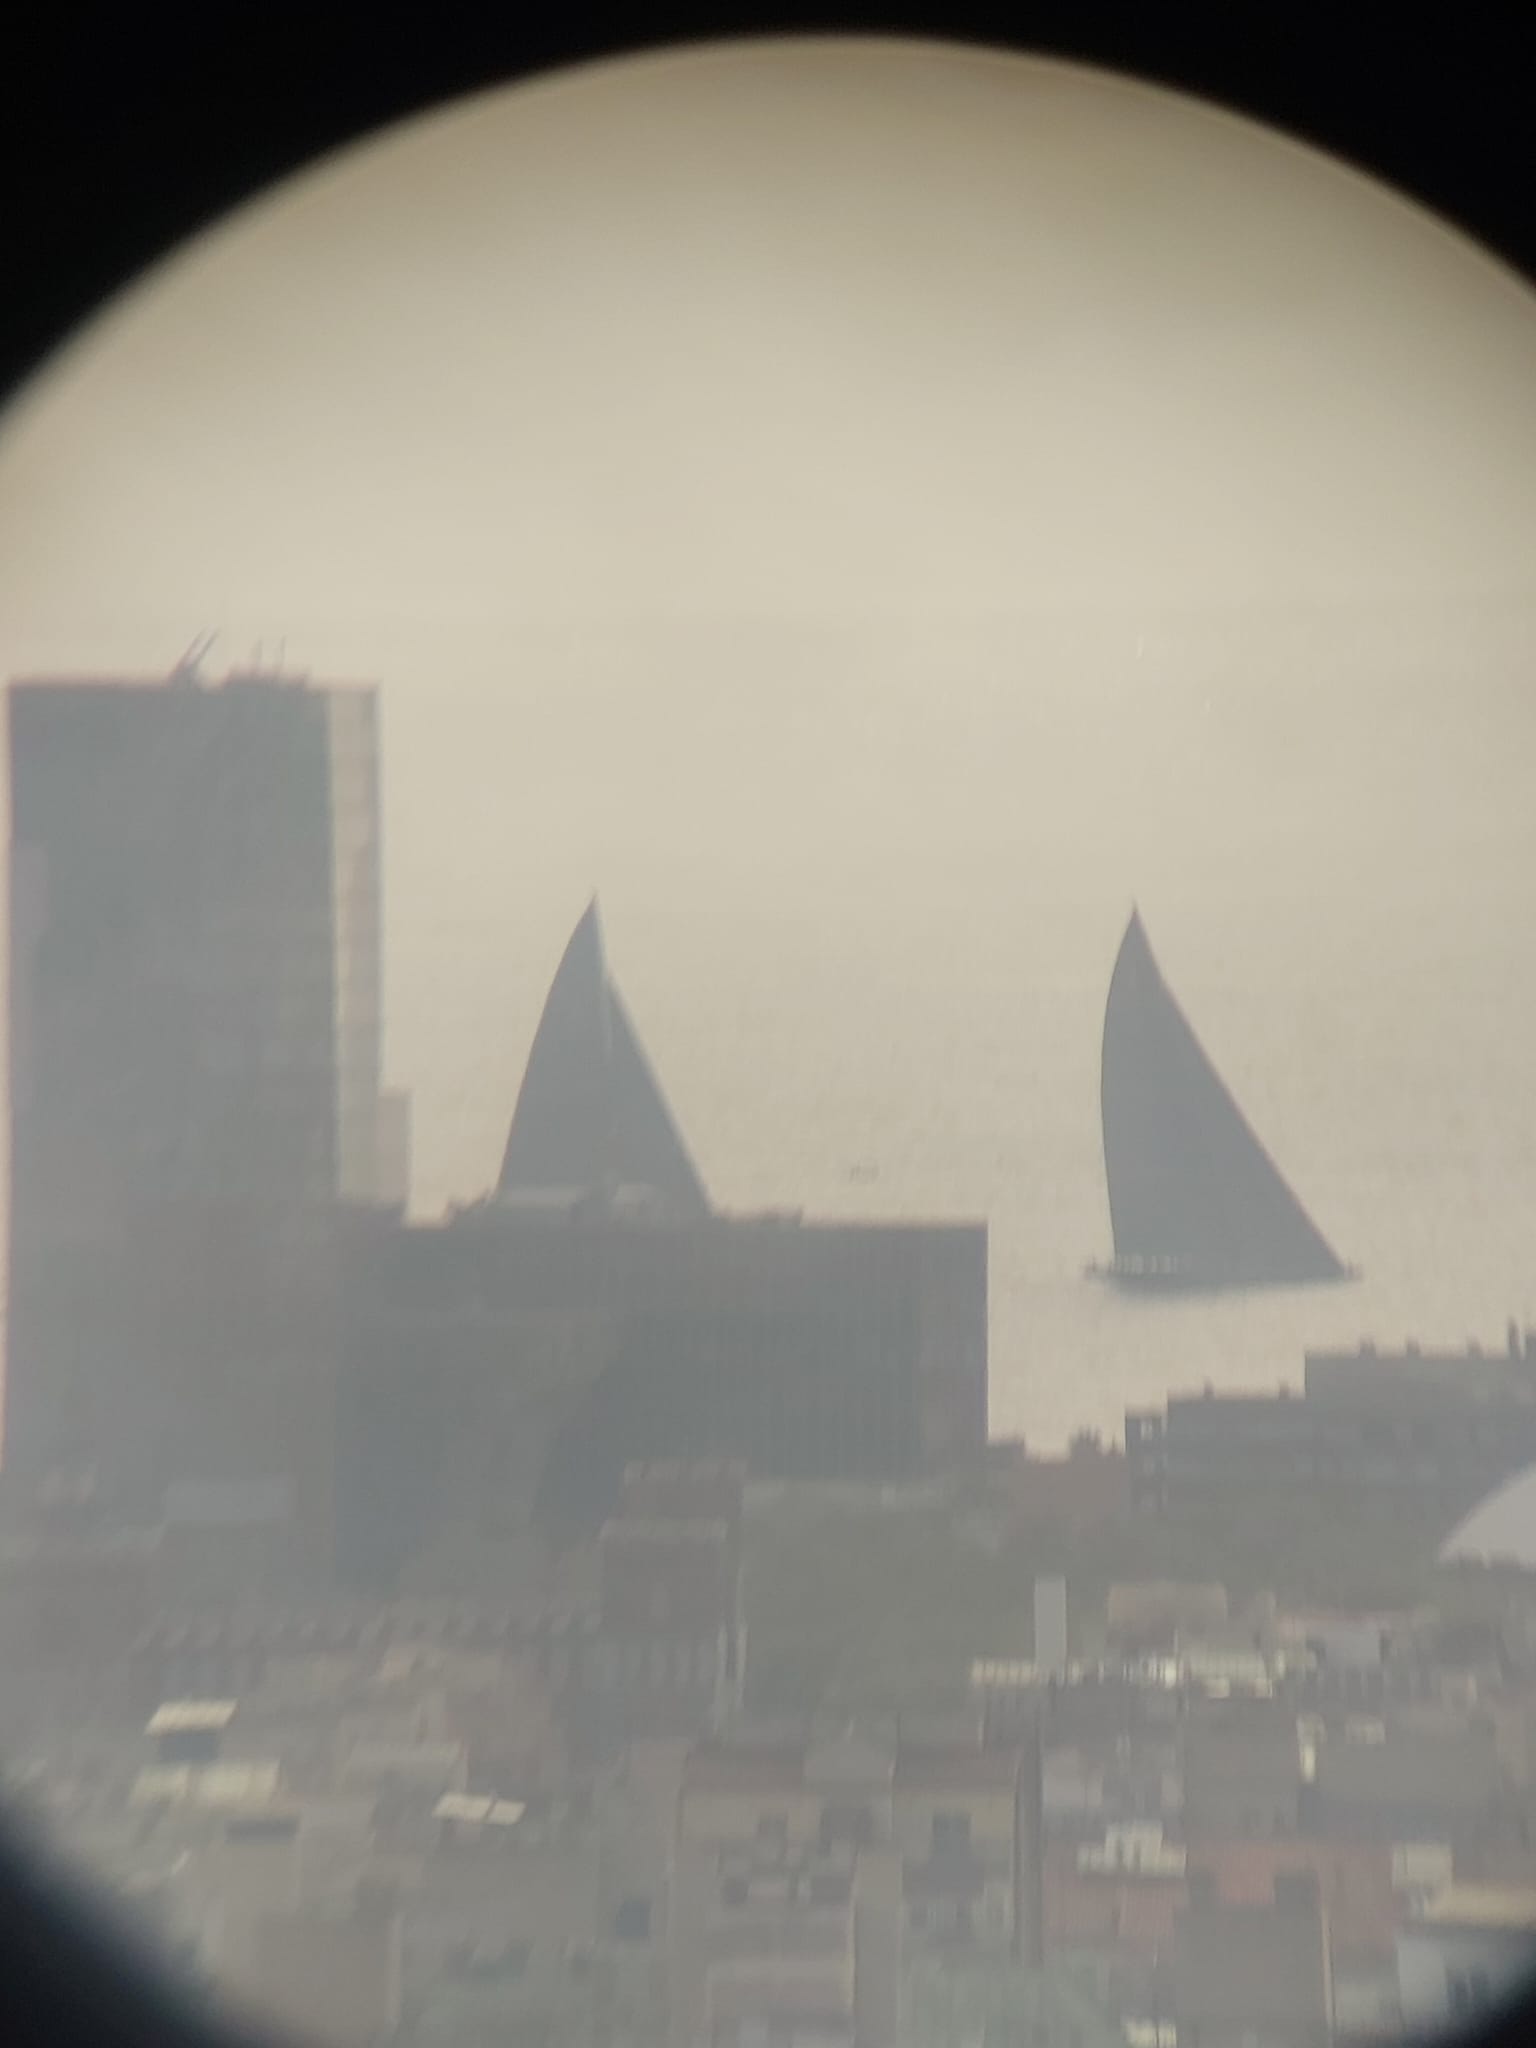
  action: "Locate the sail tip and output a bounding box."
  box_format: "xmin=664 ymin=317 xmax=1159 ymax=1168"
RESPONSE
xmin=1115 ymin=903 xmax=1154 ymax=971
xmin=571 ymin=892 xmax=605 ymax=962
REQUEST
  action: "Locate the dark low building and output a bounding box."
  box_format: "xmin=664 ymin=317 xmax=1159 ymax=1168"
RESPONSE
xmin=1300 ymin=1726 xmax=1505 ymax=1849
xmin=1182 ymin=1699 xmax=1303 ymax=1846
xmin=1172 ymin=1869 xmax=1334 ymax=2048
xmin=569 ymin=1459 xmax=748 ymax=1760
xmin=333 ymin=902 xmax=988 ymax=1590
xmin=1126 ymin=1325 xmax=1536 ymax=1520
xmin=333 ymin=1196 xmax=987 ymax=1589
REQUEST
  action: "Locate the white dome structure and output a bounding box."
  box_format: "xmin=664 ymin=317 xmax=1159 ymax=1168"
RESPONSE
xmin=1440 ymin=1465 xmax=1536 ymax=1569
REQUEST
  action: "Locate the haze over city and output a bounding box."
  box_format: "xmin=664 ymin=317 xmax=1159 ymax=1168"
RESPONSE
xmin=4 ymin=43 xmax=1536 ymax=1444
xmin=4 ymin=42 xmax=1536 ymax=2048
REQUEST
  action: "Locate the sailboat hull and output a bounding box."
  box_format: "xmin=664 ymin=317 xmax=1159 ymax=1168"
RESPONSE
xmin=1084 ymin=1255 xmax=1358 ymax=1296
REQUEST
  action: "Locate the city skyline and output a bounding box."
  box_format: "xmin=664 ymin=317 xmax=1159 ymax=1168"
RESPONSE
xmin=2 ymin=42 xmax=1535 ymax=1449
xmin=6 ymin=638 xmax=1531 ymax=1458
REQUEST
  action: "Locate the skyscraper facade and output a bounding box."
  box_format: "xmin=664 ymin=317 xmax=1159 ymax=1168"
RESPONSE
xmin=5 ymin=661 xmax=392 ymax=1520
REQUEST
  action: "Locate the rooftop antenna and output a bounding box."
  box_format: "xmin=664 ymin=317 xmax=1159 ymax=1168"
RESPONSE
xmin=168 ymin=630 xmax=217 ymax=686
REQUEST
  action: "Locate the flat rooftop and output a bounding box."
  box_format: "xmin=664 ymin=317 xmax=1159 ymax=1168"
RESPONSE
xmin=1419 ymin=1885 xmax=1536 ymax=1931
xmin=146 ymin=1700 xmax=237 ymax=1736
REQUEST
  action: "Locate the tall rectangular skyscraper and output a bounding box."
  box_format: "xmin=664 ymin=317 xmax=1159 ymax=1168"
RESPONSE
xmin=5 ymin=662 xmax=389 ymax=1516
xmin=9 ymin=667 xmax=383 ymax=1212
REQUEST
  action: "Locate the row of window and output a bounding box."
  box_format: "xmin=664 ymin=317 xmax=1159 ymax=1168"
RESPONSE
xmin=582 ymin=1638 xmax=724 ymax=1693
xmin=907 ymin=1893 xmax=1011 ymax=1937
xmin=741 ymin=1808 xmax=980 ymax=1856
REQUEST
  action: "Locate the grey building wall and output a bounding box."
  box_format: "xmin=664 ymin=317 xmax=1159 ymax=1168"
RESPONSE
xmin=1173 ymin=1877 xmax=1333 ymax=2048
xmin=331 ymin=1208 xmax=988 ymax=1592
xmin=5 ymin=671 xmax=383 ymax=1509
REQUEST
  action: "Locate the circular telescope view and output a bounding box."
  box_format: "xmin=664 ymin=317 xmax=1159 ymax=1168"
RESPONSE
xmin=1 ymin=34 xmax=1535 ymax=2048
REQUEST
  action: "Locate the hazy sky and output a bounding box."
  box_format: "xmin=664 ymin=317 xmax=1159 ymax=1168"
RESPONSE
xmin=2 ymin=37 xmax=1535 ymax=1230
xmin=4 ymin=38 xmax=1536 ymax=628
